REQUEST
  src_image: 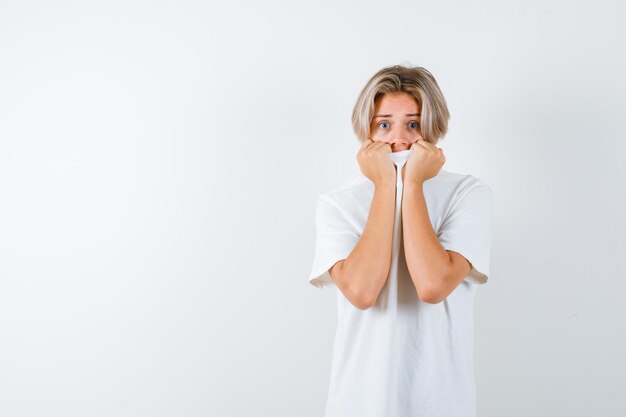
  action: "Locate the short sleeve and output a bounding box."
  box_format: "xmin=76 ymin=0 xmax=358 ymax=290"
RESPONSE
xmin=308 ymin=195 xmax=360 ymax=289
xmin=437 ymin=183 xmax=493 ymax=285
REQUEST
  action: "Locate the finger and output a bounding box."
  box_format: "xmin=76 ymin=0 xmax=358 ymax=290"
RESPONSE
xmin=360 ymin=139 xmax=375 ymax=153
xmin=371 ymin=141 xmax=391 ymax=152
xmin=417 ymin=140 xmax=436 ymax=150
xmin=361 ymin=138 xmax=373 ymax=148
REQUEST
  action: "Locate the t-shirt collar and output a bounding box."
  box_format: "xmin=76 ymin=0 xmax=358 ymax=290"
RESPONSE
xmin=388 ymin=149 xmax=413 ymax=166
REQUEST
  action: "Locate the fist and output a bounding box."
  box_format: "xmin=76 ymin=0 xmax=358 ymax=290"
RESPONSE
xmin=401 ymin=139 xmax=445 ymax=184
xmin=356 ymin=139 xmax=397 ymax=186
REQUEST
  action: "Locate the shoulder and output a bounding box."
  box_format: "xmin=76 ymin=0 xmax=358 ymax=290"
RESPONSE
xmin=316 ymin=173 xmax=373 ymax=209
xmin=430 ymin=168 xmax=492 ymax=199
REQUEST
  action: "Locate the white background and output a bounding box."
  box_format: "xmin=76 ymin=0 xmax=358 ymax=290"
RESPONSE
xmin=1 ymin=1 xmax=625 ymax=416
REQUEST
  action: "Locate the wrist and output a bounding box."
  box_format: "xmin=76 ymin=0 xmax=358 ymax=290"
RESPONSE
xmin=374 ymin=179 xmax=396 ymax=188
xmin=403 ymin=179 xmax=424 ymax=189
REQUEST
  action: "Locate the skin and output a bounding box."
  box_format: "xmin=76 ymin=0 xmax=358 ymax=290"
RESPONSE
xmin=329 ymin=92 xmax=472 ymax=307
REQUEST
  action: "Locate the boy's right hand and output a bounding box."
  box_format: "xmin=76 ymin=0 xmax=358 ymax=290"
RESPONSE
xmin=356 ymin=139 xmax=396 ymax=187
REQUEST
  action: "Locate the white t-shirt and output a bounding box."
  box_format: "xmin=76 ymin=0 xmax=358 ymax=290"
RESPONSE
xmin=308 ymin=149 xmax=493 ymax=417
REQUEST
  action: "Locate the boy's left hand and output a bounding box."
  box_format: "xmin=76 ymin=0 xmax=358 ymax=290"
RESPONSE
xmin=401 ymin=139 xmax=446 ymax=185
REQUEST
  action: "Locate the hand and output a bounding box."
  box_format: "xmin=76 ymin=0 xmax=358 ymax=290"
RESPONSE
xmin=401 ymin=139 xmax=445 ymax=185
xmin=356 ymin=139 xmax=396 ymax=187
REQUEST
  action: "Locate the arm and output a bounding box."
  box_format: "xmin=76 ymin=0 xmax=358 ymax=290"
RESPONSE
xmin=401 ymin=181 xmax=471 ymax=303
xmin=329 ymin=181 xmax=395 ymax=310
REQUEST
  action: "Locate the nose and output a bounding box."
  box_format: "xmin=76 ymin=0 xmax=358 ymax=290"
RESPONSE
xmin=387 ymin=131 xmax=412 ymax=151
xmin=389 ymin=135 xmax=410 ymax=145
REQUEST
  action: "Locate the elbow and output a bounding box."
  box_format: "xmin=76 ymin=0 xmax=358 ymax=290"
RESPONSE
xmin=412 ymin=270 xmax=448 ymax=304
xmin=418 ymin=294 xmax=444 ymax=304
xmin=332 ymin=262 xmax=376 ymax=309
xmin=350 ymin=291 xmax=377 ymax=310
xmin=335 ymin=264 xmax=385 ymax=310
xmin=416 ymin=285 xmax=445 ymax=304
xmin=347 ymin=284 xmax=381 ymax=310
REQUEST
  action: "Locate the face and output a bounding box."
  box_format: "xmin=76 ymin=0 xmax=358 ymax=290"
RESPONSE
xmin=369 ymin=92 xmax=423 ymax=152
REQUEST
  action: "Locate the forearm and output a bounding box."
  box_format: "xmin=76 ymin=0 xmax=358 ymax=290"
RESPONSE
xmin=342 ymin=181 xmax=395 ymax=304
xmin=401 ymin=181 xmax=451 ymax=301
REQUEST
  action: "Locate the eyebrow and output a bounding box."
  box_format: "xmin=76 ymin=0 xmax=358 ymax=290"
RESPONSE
xmin=373 ymin=113 xmax=420 ymax=118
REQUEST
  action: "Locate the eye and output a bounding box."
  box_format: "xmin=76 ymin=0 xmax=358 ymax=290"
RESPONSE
xmin=378 ymin=121 xmax=390 ymax=129
xmin=408 ymin=121 xmax=420 ymax=129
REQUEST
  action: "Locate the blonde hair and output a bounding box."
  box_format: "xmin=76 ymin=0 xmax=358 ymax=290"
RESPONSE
xmin=351 ymin=65 xmax=450 ymax=145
